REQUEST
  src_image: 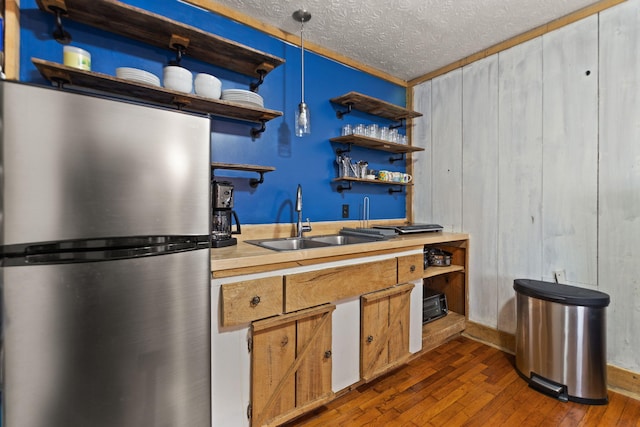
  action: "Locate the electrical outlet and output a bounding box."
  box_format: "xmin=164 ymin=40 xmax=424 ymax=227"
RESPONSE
xmin=342 ymin=204 xmax=349 ymax=218
xmin=554 ymin=270 xmax=567 ymax=284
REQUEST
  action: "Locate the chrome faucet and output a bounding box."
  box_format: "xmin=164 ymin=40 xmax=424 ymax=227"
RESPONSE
xmin=295 ymin=184 xmax=312 ymax=238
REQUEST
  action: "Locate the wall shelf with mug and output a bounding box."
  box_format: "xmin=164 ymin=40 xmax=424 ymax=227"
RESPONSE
xmin=331 ymin=177 xmax=412 ymax=194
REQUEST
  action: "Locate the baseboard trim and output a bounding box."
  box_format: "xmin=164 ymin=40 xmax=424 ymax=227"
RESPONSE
xmin=462 ymin=321 xmax=515 ymax=354
xmin=463 ymin=321 xmax=640 ymax=400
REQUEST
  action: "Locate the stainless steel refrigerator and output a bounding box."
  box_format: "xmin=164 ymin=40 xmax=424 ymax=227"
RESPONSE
xmin=0 ymin=81 xmax=211 ymax=427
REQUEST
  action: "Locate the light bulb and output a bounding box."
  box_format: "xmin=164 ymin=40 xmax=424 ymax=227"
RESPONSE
xmin=295 ymin=101 xmax=311 ymax=137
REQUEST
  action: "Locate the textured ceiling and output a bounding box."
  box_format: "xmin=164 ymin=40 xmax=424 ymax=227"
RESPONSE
xmin=206 ymin=0 xmax=602 ymax=81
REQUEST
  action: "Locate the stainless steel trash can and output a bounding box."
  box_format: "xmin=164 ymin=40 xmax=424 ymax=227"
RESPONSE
xmin=514 ymin=279 xmax=610 ymax=405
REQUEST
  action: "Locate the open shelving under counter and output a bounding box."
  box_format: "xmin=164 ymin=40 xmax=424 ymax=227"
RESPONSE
xmin=424 ymin=264 xmax=465 ymax=279
xmin=422 ymin=312 xmax=466 ymax=353
xmin=33 ymin=59 xmax=283 ymax=124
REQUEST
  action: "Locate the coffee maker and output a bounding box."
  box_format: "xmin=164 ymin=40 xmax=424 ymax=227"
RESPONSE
xmin=211 ymin=180 xmax=241 ymax=248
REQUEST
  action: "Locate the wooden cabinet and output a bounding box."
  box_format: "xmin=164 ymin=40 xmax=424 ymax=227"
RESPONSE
xmin=250 ymin=304 xmax=335 ymax=427
xmin=360 ymin=283 xmax=414 ymax=382
xmin=211 ymin=234 xmax=469 ymax=425
xmin=220 ymin=276 xmax=283 ymax=326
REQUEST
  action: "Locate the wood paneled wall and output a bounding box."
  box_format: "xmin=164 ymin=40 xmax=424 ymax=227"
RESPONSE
xmin=411 ymin=0 xmax=640 ymax=375
xmin=598 ymin=0 xmax=640 ymax=376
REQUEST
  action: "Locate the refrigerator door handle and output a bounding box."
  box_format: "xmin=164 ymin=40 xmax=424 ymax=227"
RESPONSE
xmin=2 ymin=237 xmax=210 ymax=266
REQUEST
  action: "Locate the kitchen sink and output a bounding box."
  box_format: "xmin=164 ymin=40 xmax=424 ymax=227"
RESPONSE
xmin=246 ymin=237 xmax=331 ymax=251
xmin=245 ymin=234 xmax=379 ymax=251
xmin=307 ymin=234 xmax=377 ymax=245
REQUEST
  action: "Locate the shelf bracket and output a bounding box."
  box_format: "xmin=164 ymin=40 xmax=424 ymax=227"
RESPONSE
xmin=389 ymin=153 xmax=405 ymax=163
xmin=389 ymin=118 xmax=406 ymax=130
xmin=170 ymin=44 xmax=186 ymax=66
xmin=250 ymin=120 xmax=267 ymax=139
xmin=249 ymin=69 xmax=267 ymax=92
xmin=171 ymin=96 xmax=191 ymax=110
xmin=49 ymin=5 xmax=72 ymax=44
xmin=388 ymin=186 xmax=403 ymax=194
xmin=249 ymin=171 xmax=266 ymax=187
xmin=337 ymin=181 xmax=353 ymax=193
xmin=168 ymin=35 xmax=190 ymax=66
xmin=335 ymin=144 xmax=352 ymax=156
xmin=336 ymin=102 xmax=353 ymax=119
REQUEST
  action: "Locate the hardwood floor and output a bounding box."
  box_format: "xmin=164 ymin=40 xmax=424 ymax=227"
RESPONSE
xmin=281 ymin=336 xmax=640 ymax=426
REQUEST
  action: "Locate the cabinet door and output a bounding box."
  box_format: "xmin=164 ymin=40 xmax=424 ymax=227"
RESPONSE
xmin=296 ymin=310 xmax=333 ymax=406
xmin=360 ymin=283 xmax=414 ymax=382
xmin=251 ymin=305 xmax=335 ymax=427
xmin=251 ymin=321 xmax=296 ymax=426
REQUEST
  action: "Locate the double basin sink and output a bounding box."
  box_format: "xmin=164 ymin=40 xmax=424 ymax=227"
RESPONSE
xmin=246 ymin=234 xmax=380 ymax=251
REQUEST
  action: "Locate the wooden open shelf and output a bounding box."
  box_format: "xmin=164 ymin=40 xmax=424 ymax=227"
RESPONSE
xmin=330 ymin=135 xmax=425 ymax=154
xmin=33 ymin=59 xmax=283 ymax=123
xmin=36 ymin=0 xmax=284 ymax=78
xmin=211 ymin=162 xmax=275 ymax=186
xmin=330 ymin=92 xmax=422 ymax=121
xmin=421 ymin=311 xmax=466 ymax=353
xmin=211 ymin=162 xmax=275 ymax=174
xmin=424 ymin=264 xmax=465 ymax=279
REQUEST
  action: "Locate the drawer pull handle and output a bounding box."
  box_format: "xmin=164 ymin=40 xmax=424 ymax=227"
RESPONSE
xmin=410 ymin=265 xmax=416 ymax=272
xmin=250 ymin=296 xmax=261 ymax=306
xmin=367 ymin=335 xmax=374 ymax=343
xmin=324 ymin=350 xmax=332 ymax=359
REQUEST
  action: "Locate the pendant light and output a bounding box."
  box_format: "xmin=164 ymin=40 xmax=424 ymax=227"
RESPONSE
xmin=293 ymin=9 xmax=311 ymax=137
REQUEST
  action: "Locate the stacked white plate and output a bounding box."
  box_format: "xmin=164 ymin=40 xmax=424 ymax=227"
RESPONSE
xmin=221 ymin=89 xmax=264 ymax=107
xmin=115 ymin=67 xmax=161 ymax=87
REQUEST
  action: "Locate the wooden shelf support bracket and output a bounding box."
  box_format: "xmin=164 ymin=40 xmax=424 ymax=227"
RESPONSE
xmin=249 ymin=171 xmax=266 ymax=188
xmin=249 ymin=69 xmax=267 ymax=92
xmin=168 ymin=34 xmax=190 ymax=66
xmin=335 ymin=143 xmax=352 ymax=156
xmin=250 ymin=120 xmax=267 ymax=139
xmin=389 ymin=118 xmax=406 ymax=130
xmin=389 ymin=152 xmax=405 ymax=163
xmin=38 ymin=0 xmax=71 ymax=43
xmin=336 ymin=181 xmax=352 ymax=193
xmin=336 ymin=102 xmax=353 ymax=119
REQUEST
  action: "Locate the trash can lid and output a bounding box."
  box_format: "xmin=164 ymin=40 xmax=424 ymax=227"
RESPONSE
xmin=513 ymin=279 xmax=610 ymax=307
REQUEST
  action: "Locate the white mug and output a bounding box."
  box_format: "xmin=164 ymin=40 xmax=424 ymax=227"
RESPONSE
xmin=403 ymin=173 xmax=413 ymax=183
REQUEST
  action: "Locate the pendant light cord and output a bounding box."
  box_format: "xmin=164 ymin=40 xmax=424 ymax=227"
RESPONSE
xmin=300 ymin=21 xmax=305 ymax=103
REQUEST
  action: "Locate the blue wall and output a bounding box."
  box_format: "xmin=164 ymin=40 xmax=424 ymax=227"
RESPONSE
xmin=19 ymin=0 xmax=409 ymax=225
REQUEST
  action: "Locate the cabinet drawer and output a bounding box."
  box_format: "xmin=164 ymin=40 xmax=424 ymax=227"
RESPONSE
xmin=285 ymin=259 xmax=397 ymax=312
xmin=397 ymin=254 xmax=424 ymax=283
xmin=220 ymin=276 xmax=283 ymax=326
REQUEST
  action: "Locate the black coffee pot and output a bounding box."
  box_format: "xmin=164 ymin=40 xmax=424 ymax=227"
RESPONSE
xmin=211 ymin=181 xmax=241 ymax=248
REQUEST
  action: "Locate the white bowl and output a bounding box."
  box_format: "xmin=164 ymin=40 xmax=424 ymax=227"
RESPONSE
xmin=163 ymin=66 xmax=192 ymax=93
xmin=194 ymin=73 xmax=222 ymax=99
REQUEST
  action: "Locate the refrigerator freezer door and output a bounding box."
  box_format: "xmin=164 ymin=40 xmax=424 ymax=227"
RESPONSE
xmin=0 ymin=82 xmax=210 ymax=246
xmin=2 ymin=248 xmax=211 ymax=427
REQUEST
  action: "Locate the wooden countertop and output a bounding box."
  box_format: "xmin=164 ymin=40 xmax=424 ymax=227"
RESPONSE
xmin=210 ymin=231 xmax=469 ymax=278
